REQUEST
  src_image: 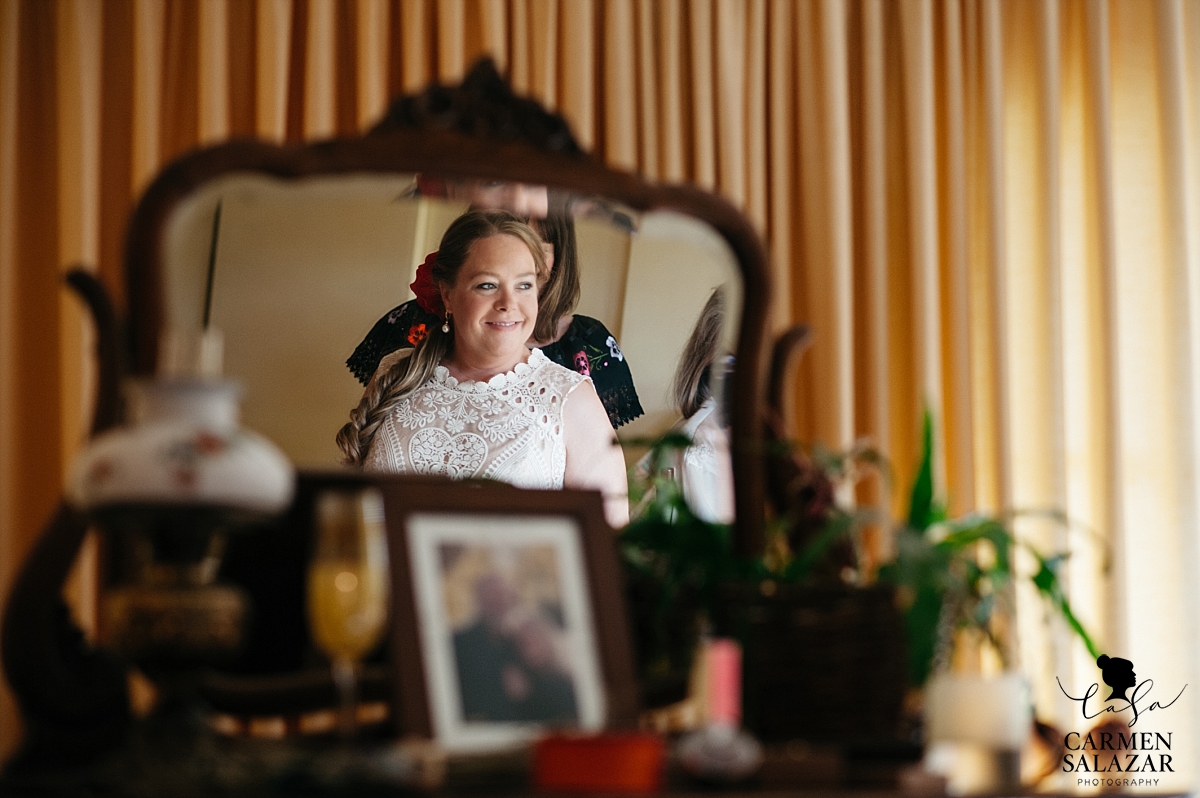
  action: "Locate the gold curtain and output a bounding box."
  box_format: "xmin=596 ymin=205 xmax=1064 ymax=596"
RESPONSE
xmin=3 ymin=0 xmax=1200 ymax=784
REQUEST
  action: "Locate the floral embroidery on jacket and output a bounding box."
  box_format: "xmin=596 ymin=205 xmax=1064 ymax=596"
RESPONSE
xmin=606 ymin=336 xmax=624 ymax=362
xmin=573 ymin=350 xmax=591 ymax=376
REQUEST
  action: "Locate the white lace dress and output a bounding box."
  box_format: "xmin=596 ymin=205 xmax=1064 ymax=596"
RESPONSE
xmin=363 ymin=348 xmax=588 ymax=489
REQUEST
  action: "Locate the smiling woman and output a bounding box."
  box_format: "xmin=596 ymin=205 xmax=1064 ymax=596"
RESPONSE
xmin=337 ymin=210 xmax=629 ymax=528
xmin=439 ymin=232 xmax=542 ymax=377
xmin=346 ymin=209 xmax=646 ymax=432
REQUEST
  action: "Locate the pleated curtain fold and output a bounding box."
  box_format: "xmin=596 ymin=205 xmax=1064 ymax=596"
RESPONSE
xmin=2 ymin=1 xmax=1199 ymax=785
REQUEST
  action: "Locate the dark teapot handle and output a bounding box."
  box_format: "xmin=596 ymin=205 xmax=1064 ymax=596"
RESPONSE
xmin=1 ymin=269 xmax=131 ymax=770
xmin=65 ymin=268 xmax=126 ymax=435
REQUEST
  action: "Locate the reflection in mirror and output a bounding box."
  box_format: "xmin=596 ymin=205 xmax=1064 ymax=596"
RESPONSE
xmin=635 ymin=288 xmax=735 ymax=524
xmin=162 ymin=174 xmax=742 ymax=499
xmin=410 ymin=173 xmax=552 ymax=220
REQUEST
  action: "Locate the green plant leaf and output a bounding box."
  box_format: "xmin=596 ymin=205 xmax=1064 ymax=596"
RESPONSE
xmin=881 ymin=412 xmax=1105 ymax=686
xmin=907 ymin=408 xmax=945 ymax=531
xmin=1029 ymin=550 xmax=1102 ymax=660
xmin=905 ymin=584 xmax=943 ymax=686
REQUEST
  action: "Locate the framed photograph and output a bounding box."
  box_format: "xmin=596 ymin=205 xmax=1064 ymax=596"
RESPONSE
xmin=379 ymin=477 xmax=638 ymax=753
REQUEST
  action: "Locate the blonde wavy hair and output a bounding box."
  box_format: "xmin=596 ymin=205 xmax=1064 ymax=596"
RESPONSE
xmin=336 ymin=210 xmax=548 ymax=465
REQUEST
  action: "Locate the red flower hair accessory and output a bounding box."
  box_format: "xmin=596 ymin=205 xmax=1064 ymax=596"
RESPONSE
xmin=407 ymin=323 xmax=428 ymax=345
xmin=410 ymin=251 xmax=444 ymax=316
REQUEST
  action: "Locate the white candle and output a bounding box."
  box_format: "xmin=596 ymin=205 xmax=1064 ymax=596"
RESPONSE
xmin=925 ymin=672 xmax=1033 ymax=750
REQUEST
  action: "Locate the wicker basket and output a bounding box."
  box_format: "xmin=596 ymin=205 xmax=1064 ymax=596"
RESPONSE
xmin=714 ymin=583 xmax=908 ymax=745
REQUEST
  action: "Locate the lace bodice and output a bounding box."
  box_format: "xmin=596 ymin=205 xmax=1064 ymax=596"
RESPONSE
xmin=346 ymin=301 xmax=643 ymax=428
xmin=364 ymin=349 xmax=588 ymax=489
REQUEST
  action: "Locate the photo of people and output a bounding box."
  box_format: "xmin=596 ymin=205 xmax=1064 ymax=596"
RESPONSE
xmin=407 ymin=513 xmax=605 ymax=752
xmin=440 ymin=543 xmax=579 ymax=724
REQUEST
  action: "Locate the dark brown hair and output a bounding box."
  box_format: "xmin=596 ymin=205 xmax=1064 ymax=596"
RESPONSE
xmin=532 ymin=213 xmax=581 ymax=342
xmin=672 ymin=288 xmax=725 ymax=419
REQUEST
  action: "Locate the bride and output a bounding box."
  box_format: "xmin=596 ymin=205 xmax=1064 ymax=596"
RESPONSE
xmin=337 ymin=210 xmax=629 ymax=527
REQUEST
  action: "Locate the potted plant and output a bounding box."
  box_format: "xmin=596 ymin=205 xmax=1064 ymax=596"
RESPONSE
xmin=622 ymin=410 xmax=1100 ymax=754
xmin=878 ymin=412 xmax=1100 ymax=792
xmin=622 ymin=431 xmax=909 ymax=745
xmin=621 ymin=432 xmax=755 ymax=709
xmin=879 ymin=411 xmax=1100 ymax=692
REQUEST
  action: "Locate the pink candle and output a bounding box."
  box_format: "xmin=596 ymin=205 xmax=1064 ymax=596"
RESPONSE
xmin=707 ymin=638 xmax=742 ymax=726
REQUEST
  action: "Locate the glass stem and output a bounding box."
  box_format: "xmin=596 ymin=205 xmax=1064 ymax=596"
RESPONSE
xmin=332 ymin=658 xmax=358 ymax=741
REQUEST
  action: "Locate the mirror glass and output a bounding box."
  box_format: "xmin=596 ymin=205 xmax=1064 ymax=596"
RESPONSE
xmin=162 ymin=173 xmax=743 ymax=478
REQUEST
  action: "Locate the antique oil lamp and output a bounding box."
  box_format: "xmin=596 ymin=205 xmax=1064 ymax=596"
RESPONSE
xmin=66 ymin=330 xmax=294 ymax=736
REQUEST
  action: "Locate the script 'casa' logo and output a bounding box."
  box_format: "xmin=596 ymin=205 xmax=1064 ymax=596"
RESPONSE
xmin=1058 ymin=655 xmax=1186 ymax=727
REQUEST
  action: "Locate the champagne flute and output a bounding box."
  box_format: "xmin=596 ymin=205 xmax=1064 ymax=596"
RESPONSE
xmin=307 ymin=487 xmax=390 ymax=740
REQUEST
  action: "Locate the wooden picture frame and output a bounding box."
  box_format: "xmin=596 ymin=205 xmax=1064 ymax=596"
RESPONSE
xmin=378 ymin=476 xmax=639 ymax=751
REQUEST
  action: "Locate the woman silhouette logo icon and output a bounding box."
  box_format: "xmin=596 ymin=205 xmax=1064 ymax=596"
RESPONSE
xmin=1096 ymin=654 xmax=1137 ymax=701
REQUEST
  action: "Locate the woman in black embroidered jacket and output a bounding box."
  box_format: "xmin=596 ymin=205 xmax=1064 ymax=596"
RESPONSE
xmin=346 ymin=212 xmax=644 ymax=429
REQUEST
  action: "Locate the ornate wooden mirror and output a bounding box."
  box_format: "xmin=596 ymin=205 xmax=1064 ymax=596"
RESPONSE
xmin=124 ymin=59 xmax=770 ymax=550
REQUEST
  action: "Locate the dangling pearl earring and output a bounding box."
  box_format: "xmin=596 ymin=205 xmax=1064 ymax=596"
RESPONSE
xmin=442 ymin=312 xmax=451 ymax=334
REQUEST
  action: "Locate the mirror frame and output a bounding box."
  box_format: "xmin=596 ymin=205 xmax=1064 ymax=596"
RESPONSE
xmin=123 ymin=60 xmax=771 ymax=554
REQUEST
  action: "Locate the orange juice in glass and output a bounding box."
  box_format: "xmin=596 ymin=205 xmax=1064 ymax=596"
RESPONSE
xmin=307 ymin=487 xmax=389 ymax=739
